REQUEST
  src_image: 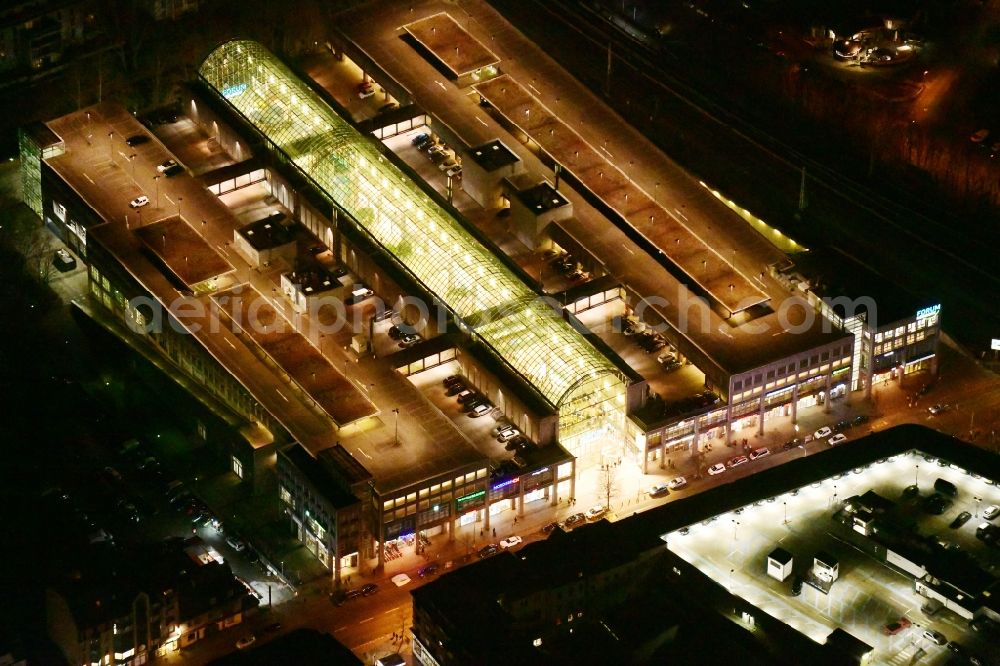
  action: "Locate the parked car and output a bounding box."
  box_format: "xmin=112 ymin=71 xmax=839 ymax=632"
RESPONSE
xmin=790 ymin=575 xmax=803 ymax=596
xmin=399 ymin=333 xmax=420 ymax=347
xmin=707 ymin=463 xmax=726 ymax=476
xmin=782 ymin=438 xmax=802 ymax=451
xmin=813 ymin=426 xmax=832 ymax=439
xmin=497 ymin=428 xmax=520 ymax=443
xmin=418 ymin=564 xmax=439 ymax=577
xmin=934 ymin=478 xmax=958 ymax=497
xmin=226 ymin=535 xmax=247 ymax=552
xmin=828 ymin=434 xmax=847 ymax=446
xmin=928 ymin=404 xmax=947 ymax=415
xmin=564 ymin=513 xmax=586 ymax=528
xmin=129 ymin=195 xmax=149 ymax=208
xmin=668 ymin=476 xmax=688 ymax=490
xmin=357 ymin=80 xmax=375 ymax=98
xmin=53 ymin=248 xmax=77 ymax=271
xmin=647 ymin=482 xmax=670 ymax=498
xmin=851 ymin=415 xmax=870 ymax=426
xmin=443 ymin=375 xmax=464 ymax=387
xmin=976 ymin=522 xmax=1000 ymax=544
xmin=445 ymin=164 xmax=463 ymax=178
xmin=950 ymin=511 xmax=972 ymax=529
xmin=983 ymin=504 xmax=1000 ymax=520
xmin=125 ymin=134 xmax=149 ymax=147
xmin=749 ymin=447 xmax=770 ymax=461
xmin=922 ymin=630 xmax=947 ymax=646
xmin=541 ymin=521 xmax=560 ymax=534
xmin=970 ymin=128 xmax=990 ymax=143
xmin=726 ymin=455 xmax=748 ymax=468
xmin=235 ymin=635 xmax=256 ymax=650
xmin=585 ymin=505 xmax=607 ymax=520
xmin=262 ymin=622 xmax=281 ymax=634
xmin=478 ymin=544 xmax=499 ymax=559
xmin=833 ymin=419 xmax=851 ymax=433
xmin=882 ymin=617 xmax=912 ymax=635
xmin=446 ymin=382 xmax=467 ymax=396
xmin=361 ymin=583 xmax=378 ymax=596
xmin=499 ymin=536 xmax=522 ymax=549
xmin=412 ymin=132 xmax=431 ymax=148
xmin=922 ymin=493 xmax=952 ymax=515
xmin=156 ymin=159 xmax=179 ymax=174
xmin=468 ymin=403 xmax=491 ymax=418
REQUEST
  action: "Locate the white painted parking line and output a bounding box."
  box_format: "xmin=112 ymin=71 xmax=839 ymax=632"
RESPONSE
xmin=275 ymin=388 xmax=289 ymax=402
xmin=435 ymin=81 xmax=447 ymax=90
xmin=226 ymin=339 xmax=236 ymax=349
xmin=528 ymin=83 xmax=542 ymax=96
xmin=84 ymin=174 xmax=95 ymax=184
xmin=477 ymin=117 xmax=488 ymax=127
xmin=600 ymin=146 xmax=613 ymax=159
xmin=360 ymin=616 xmax=374 ymax=623
xmin=674 ymin=208 xmax=688 ymax=220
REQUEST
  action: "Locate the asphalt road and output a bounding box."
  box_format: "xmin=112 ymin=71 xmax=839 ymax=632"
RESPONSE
xmin=489 ymin=0 xmax=1000 ymax=352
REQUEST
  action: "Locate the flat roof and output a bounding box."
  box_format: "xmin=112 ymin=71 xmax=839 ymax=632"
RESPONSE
xmin=285 ymin=266 xmax=345 ymax=295
xmin=135 ymin=217 xmax=233 ymax=287
xmin=510 ymin=181 xmax=568 ymax=213
xmin=475 ymin=74 xmax=769 ymax=316
xmin=280 ymin=443 xmax=358 ymax=510
xmin=237 ymin=213 xmax=296 ymax=251
xmin=468 ymin=139 xmax=520 ymax=171
xmin=403 ymin=12 xmax=500 ymax=77
xmin=45 ymin=102 xmax=375 ymax=456
xmin=212 ymin=284 xmax=376 ymax=427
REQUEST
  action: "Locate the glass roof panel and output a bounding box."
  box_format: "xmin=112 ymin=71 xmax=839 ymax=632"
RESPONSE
xmin=199 ymin=40 xmax=622 ymax=407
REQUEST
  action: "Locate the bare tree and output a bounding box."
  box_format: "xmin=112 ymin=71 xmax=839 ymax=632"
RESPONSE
xmin=599 ymin=463 xmax=618 ymax=511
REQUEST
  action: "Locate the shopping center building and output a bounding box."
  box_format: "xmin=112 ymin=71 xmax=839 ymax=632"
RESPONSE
xmin=19 ymin=34 xmax=938 ymax=577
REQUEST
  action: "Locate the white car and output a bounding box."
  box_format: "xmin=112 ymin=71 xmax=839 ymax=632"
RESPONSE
xmin=129 ymin=195 xmax=149 ymax=208
xmin=828 ymin=434 xmax=848 ymax=446
xmin=668 ymin=476 xmax=688 ymax=490
xmin=585 ymin=504 xmax=607 ymax=520
xmin=499 ymin=535 xmax=522 ymax=549
xmin=468 ymin=403 xmax=491 ymax=418
xmin=647 ymin=482 xmax=670 ymax=497
xmin=445 ymin=164 xmax=463 ymax=178
xmin=749 ymin=447 xmax=770 ymax=461
xmin=497 ymin=428 xmax=520 ymax=442
xmin=707 ymin=463 xmax=726 ymax=476
xmin=814 ymin=426 xmax=833 ymax=440
xmin=984 ymin=504 xmax=1000 ymax=520
xmin=226 ymin=536 xmax=246 ymax=552
xmin=156 ymin=159 xmax=177 ymax=173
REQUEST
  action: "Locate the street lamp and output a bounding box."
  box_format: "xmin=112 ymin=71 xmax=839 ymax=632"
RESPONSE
xmin=154 ymin=175 xmax=160 ymax=208
xmin=914 ymin=463 xmax=919 ymax=487
xmin=975 ymin=496 xmax=982 ymax=518
xmin=783 ymin=500 xmax=789 ymax=525
xmin=393 ymin=407 xmax=400 ymax=446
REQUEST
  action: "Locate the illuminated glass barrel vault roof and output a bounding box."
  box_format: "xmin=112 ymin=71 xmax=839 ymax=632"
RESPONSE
xmin=198 ymin=40 xmax=625 ymax=412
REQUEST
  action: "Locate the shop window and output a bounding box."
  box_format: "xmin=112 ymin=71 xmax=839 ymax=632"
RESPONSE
xmin=766 ymin=370 xmax=775 ymax=380
xmin=799 ymin=359 xmax=807 ymax=370
xmin=280 ymin=486 xmax=292 ymax=505
xmin=733 ymin=380 xmax=742 ymax=391
xmin=231 ymin=455 xmax=244 ymax=479
xmin=821 ymin=351 xmax=829 ymax=362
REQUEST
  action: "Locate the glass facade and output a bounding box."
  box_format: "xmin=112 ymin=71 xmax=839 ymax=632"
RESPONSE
xmin=198 ymin=41 xmax=626 ymax=447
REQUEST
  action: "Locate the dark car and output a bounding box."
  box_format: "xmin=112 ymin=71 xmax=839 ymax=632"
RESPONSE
xmin=564 ymin=513 xmax=587 ymax=528
xmin=478 ymin=544 xmax=499 ymax=559
xmin=833 ymin=419 xmax=851 ymax=433
xmin=445 ymin=382 xmax=467 ymax=396
xmin=922 ymin=493 xmax=952 ymax=515
xmin=934 ymin=478 xmax=958 ymax=497
xmin=541 ymin=522 xmax=559 ymax=534
xmin=417 ymin=564 xmax=439 ymax=577
xmin=361 ymin=583 xmax=378 ymax=596
xmin=950 ymin=511 xmax=972 ymax=529
xmin=782 ymin=438 xmax=802 ymax=451
xmin=443 ymin=375 xmax=464 ymax=387
xmin=125 ymin=134 xmax=149 ymax=147
xmin=901 ymin=484 xmax=921 ymax=500
xmin=851 ymin=414 xmax=870 ymax=426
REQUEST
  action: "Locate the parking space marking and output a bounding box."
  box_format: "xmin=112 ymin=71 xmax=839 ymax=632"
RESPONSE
xmin=435 ymin=81 xmax=447 ymax=90
xmin=477 ymin=117 xmax=488 ymax=127
xmin=275 ymin=388 xmax=289 ymax=402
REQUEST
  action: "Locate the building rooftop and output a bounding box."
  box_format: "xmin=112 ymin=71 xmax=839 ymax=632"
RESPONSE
xmin=510 ymin=181 xmax=568 ymax=214
xmin=467 ymin=139 xmax=519 ymax=171
xmin=280 ymin=444 xmax=359 ymax=510
xmin=475 ymin=74 xmax=768 ymax=316
xmin=199 ymin=40 xmax=626 ymax=412
xmin=135 ymin=216 xmax=233 ymax=288
xmin=403 ymin=12 xmax=500 ymax=77
xmin=237 ymin=213 xmax=296 ymax=251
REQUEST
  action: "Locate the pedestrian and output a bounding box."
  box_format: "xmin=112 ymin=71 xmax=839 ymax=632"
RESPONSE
xmin=513 ymin=516 xmax=517 ymax=525
xmin=480 ymin=528 xmax=484 ymax=537
xmin=492 ymin=527 xmax=496 ymax=537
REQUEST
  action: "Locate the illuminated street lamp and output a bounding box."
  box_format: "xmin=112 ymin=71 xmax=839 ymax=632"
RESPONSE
xmin=393 ymin=407 xmax=400 ymax=446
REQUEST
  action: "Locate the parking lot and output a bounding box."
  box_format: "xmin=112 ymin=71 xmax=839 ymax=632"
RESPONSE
xmin=667 ymin=453 xmax=1000 ymax=665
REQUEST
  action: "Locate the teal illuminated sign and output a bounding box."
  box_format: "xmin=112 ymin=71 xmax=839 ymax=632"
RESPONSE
xmin=916 ymin=304 xmax=941 ymax=319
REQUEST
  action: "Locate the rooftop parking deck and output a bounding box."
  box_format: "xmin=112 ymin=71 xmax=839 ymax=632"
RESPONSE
xmin=135 ymin=217 xmax=232 ymax=288
xmin=666 ymin=451 xmax=1000 ymax=664
xmin=474 ymin=74 xmax=768 ymax=316
xmin=403 ymin=12 xmax=501 ymax=77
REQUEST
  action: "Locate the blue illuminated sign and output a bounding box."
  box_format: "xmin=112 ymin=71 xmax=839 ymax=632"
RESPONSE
xmin=916 ymin=304 xmax=941 ymax=319
xmin=221 ymin=83 xmax=247 ymax=99
xmin=492 ymin=478 xmax=519 ymax=491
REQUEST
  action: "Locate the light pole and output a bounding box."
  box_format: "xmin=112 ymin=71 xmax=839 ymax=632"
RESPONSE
xmin=975 ymin=496 xmax=982 ymax=518
xmin=914 ymin=463 xmax=919 ymax=487
xmin=783 ymin=501 xmax=789 ymax=525
xmin=393 ymin=407 xmax=400 ymax=446
xmin=154 ymin=175 xmax=160 ymax=208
